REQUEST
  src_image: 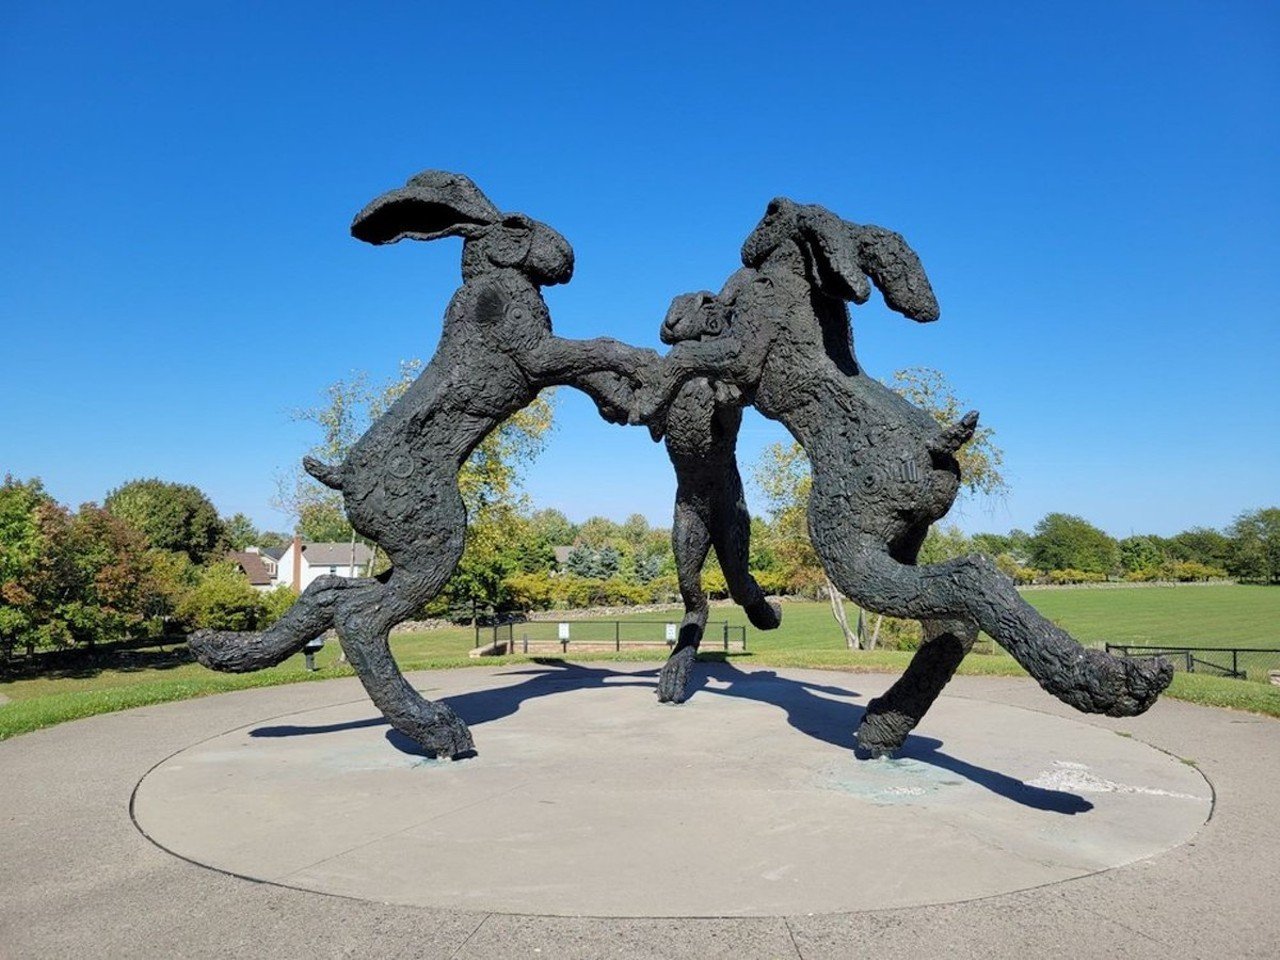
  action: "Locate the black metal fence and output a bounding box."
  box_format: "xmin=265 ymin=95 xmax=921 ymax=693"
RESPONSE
xmin=478 ymin=618 xmax=747 ymax=654
xmin=1105 ymin=644 xmax=1280 ymax=683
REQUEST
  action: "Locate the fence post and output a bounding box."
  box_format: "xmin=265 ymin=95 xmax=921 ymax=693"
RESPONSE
xmin=615 ymin=621 xmax=620 ymax=652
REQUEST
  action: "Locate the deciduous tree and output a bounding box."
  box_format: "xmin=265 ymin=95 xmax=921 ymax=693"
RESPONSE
xmin=1029 ymin=513 xmax=1118 ymax=575
xmin=104 ymin=478 xmax=225 ymax=563
xmin=1227 ymin=507 xmax=1280 ymax=584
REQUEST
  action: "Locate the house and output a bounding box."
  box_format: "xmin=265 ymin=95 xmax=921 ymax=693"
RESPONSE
xmin=227 ymin=551 xmax=277 ymax=593
xmin=252 ymin=545 xmax=286 ymax=579
xmin=274 ymin=537 xmax=376 ymax=593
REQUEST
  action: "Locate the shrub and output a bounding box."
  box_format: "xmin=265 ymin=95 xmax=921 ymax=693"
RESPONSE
xmin=1046 ymin=568 xmax=1108 ymax=585
xmin=260 ymin=586 xmax=298 ymax=626
xmin=873 ymin=616 xmax=923 ymax=651
xmin=1125 ymin=561 xmax=1228 ymax=583
xmin=1166 ymin=561 xmax=1227 ymax=582
xmin=701 ymin=568 xmax=728 ymax=599
xmin=503 ymin=571 xmax=557 ymax=611
xmin=644 ymin=573 xmax=680 ymax=604
xmin=177 ymin=562 xmax=266 ymax=631
xmin=995 ymin=553 xmax=1038 ymax=585
xmin=752 ymin=568 xmax=791 ymax=597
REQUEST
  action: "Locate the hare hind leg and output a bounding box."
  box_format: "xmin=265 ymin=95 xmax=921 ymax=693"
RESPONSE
xmin=855 ymin=617 xmax=978 ymax=757
xmin=713 ymin=474 xmax=781 ymax=631
xmin=332 ymin=562 xmax=475 ymax=759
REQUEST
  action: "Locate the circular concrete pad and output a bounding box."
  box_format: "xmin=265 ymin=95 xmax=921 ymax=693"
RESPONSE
xmin=133 ymin=664 xmax=1210 ymax=917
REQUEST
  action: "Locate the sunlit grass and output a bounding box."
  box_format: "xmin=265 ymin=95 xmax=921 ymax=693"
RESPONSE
xmin=3 ymin=586 xmax=1278 ymax=741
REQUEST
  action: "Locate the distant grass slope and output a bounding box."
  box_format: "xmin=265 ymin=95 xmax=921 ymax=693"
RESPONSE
xmin=1018 ymin=584 xmax=1279 ymax=649
xmin=2 ymin=586 xmax=1278 ymax=740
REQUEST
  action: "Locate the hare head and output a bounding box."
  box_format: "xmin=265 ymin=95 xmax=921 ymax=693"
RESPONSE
xmin=351 ymin=170 xmax=574 ymax=287
xmin=741 ymin=197 xmax=939 ymax=322
xmin=660 ymin=290 xmax=730 ymax=344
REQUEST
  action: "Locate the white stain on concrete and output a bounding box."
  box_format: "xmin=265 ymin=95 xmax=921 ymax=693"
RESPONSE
xmin=1028 ymin=760 xmax=1201 ymax=800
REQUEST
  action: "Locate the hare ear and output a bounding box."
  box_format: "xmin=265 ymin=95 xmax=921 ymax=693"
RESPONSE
xmin=854 ymin=225 xmax=940 ymax=322
xmin=796 ymin=206 xmax=872 ymax=305
xmin=351 ymin=170 xmax=500 ymax=245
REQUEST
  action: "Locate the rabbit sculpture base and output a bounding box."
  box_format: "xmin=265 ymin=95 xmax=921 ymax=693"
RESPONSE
xmin=189 ymin=171 xmax=1172 ymax=761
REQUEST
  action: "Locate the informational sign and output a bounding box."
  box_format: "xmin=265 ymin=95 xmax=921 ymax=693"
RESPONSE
xmin=665 ymin=623 xmax=677 ymax=642
xmin=558 ymin=622 xmax=570 ymax=641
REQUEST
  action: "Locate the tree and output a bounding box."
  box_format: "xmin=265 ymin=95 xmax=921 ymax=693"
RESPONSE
xmin=565 ymin=545 xmax=605 ymax=579
xmin=753 ymin=439 xmax=824 ymax=591
xmin=0 ymin=476 xmax=51 ymax=589
xmin=1029 ymin=513 xmax=1118 ymax=575
xmin=104 ymin=478 xmax=226 ymax=563
xmin=753 ymin=368 xmax=1006 ymax=647
xmin=1 ymin=477 xmax=170 ymax=657
xmin=256 ymin=530 xmax=292 ymax=550
xmin=889 ymin=367 xmax=1008 ymax=498
xmin=575 ymin=516 xmax=623 ymax=551
xmin=64 ymin=504 xmax=156 ymax=647
xmin=919 ymin=525 xmax=974 ymax=565
xmin=0 ymin=476 xmax=61 ymax=655
xmin=1226 ymin=507 xmax=1280 ymax=584
xmin=1168 ymin=527 xmax=1232 ymax=569
xmin=222 ymin=513 xmax=260 ymax=550
xmin=1119 ymin=535 xmax=1167 ymax=575
xmin=296 ymin=500 xmax=356 ymax=543
xmin=971 ymin=532 xmax=1012 ymax=558
xmin=528 ymin=508 xmax=576 ymax=550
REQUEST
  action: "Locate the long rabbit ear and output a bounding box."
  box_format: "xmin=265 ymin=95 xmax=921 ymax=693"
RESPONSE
xmin=795 ymin=205 xmax=872 ymax=305
xmin=854 ymin=225 xmax=940 ymax=322
xmin=351 ymin=170 xmax=501 ymax=245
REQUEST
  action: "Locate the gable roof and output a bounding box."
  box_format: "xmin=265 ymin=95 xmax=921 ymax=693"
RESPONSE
xmin=261 ymin=545 xmax=286 ymax=561
xmin=302 ymin=542 xmax=375 ymax=567
xmin=227 ymin=551 xmax=274 ymax=586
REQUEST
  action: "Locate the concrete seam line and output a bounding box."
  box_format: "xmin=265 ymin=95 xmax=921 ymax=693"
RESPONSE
xmin=448 ymin=912 xmax=492 ymax=960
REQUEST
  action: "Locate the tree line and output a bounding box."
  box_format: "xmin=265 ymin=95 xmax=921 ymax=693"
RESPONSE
xmin=0 ymin=475 xmax=294 ymax=659
xmin=5 ymin=363 xmax=1277 ymax=661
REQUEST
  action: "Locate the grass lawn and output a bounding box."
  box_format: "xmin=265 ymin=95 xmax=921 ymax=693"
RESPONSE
xmin=2 ymin=585 xmax=1278 ymax=741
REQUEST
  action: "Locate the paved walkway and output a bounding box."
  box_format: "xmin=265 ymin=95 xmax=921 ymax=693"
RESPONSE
xmin=2 ymin=664 xmax=1278 ymax=958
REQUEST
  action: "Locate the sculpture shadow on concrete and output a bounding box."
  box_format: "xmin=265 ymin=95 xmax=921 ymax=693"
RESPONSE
xmin=247 ymin=660 xmax=1092 ymax=813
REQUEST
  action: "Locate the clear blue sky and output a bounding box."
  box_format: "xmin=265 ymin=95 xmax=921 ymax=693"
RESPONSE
xmin=2 ymin=1 xmax=1276 ymax=539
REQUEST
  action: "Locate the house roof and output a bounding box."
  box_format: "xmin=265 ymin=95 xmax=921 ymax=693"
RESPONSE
xmin=553 ymin=545 xmax=573 ymax=564
xmin=228 ymin=551 xmax=274 ymax=586
xmin=302 ymin=542 xmax=375 ymax=567
xmin=261 ymin=545 xmax=286 ymax=561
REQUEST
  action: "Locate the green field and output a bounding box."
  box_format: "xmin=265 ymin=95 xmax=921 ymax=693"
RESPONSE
xmin=2 ymin=584 xmax=1278 ymax=740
